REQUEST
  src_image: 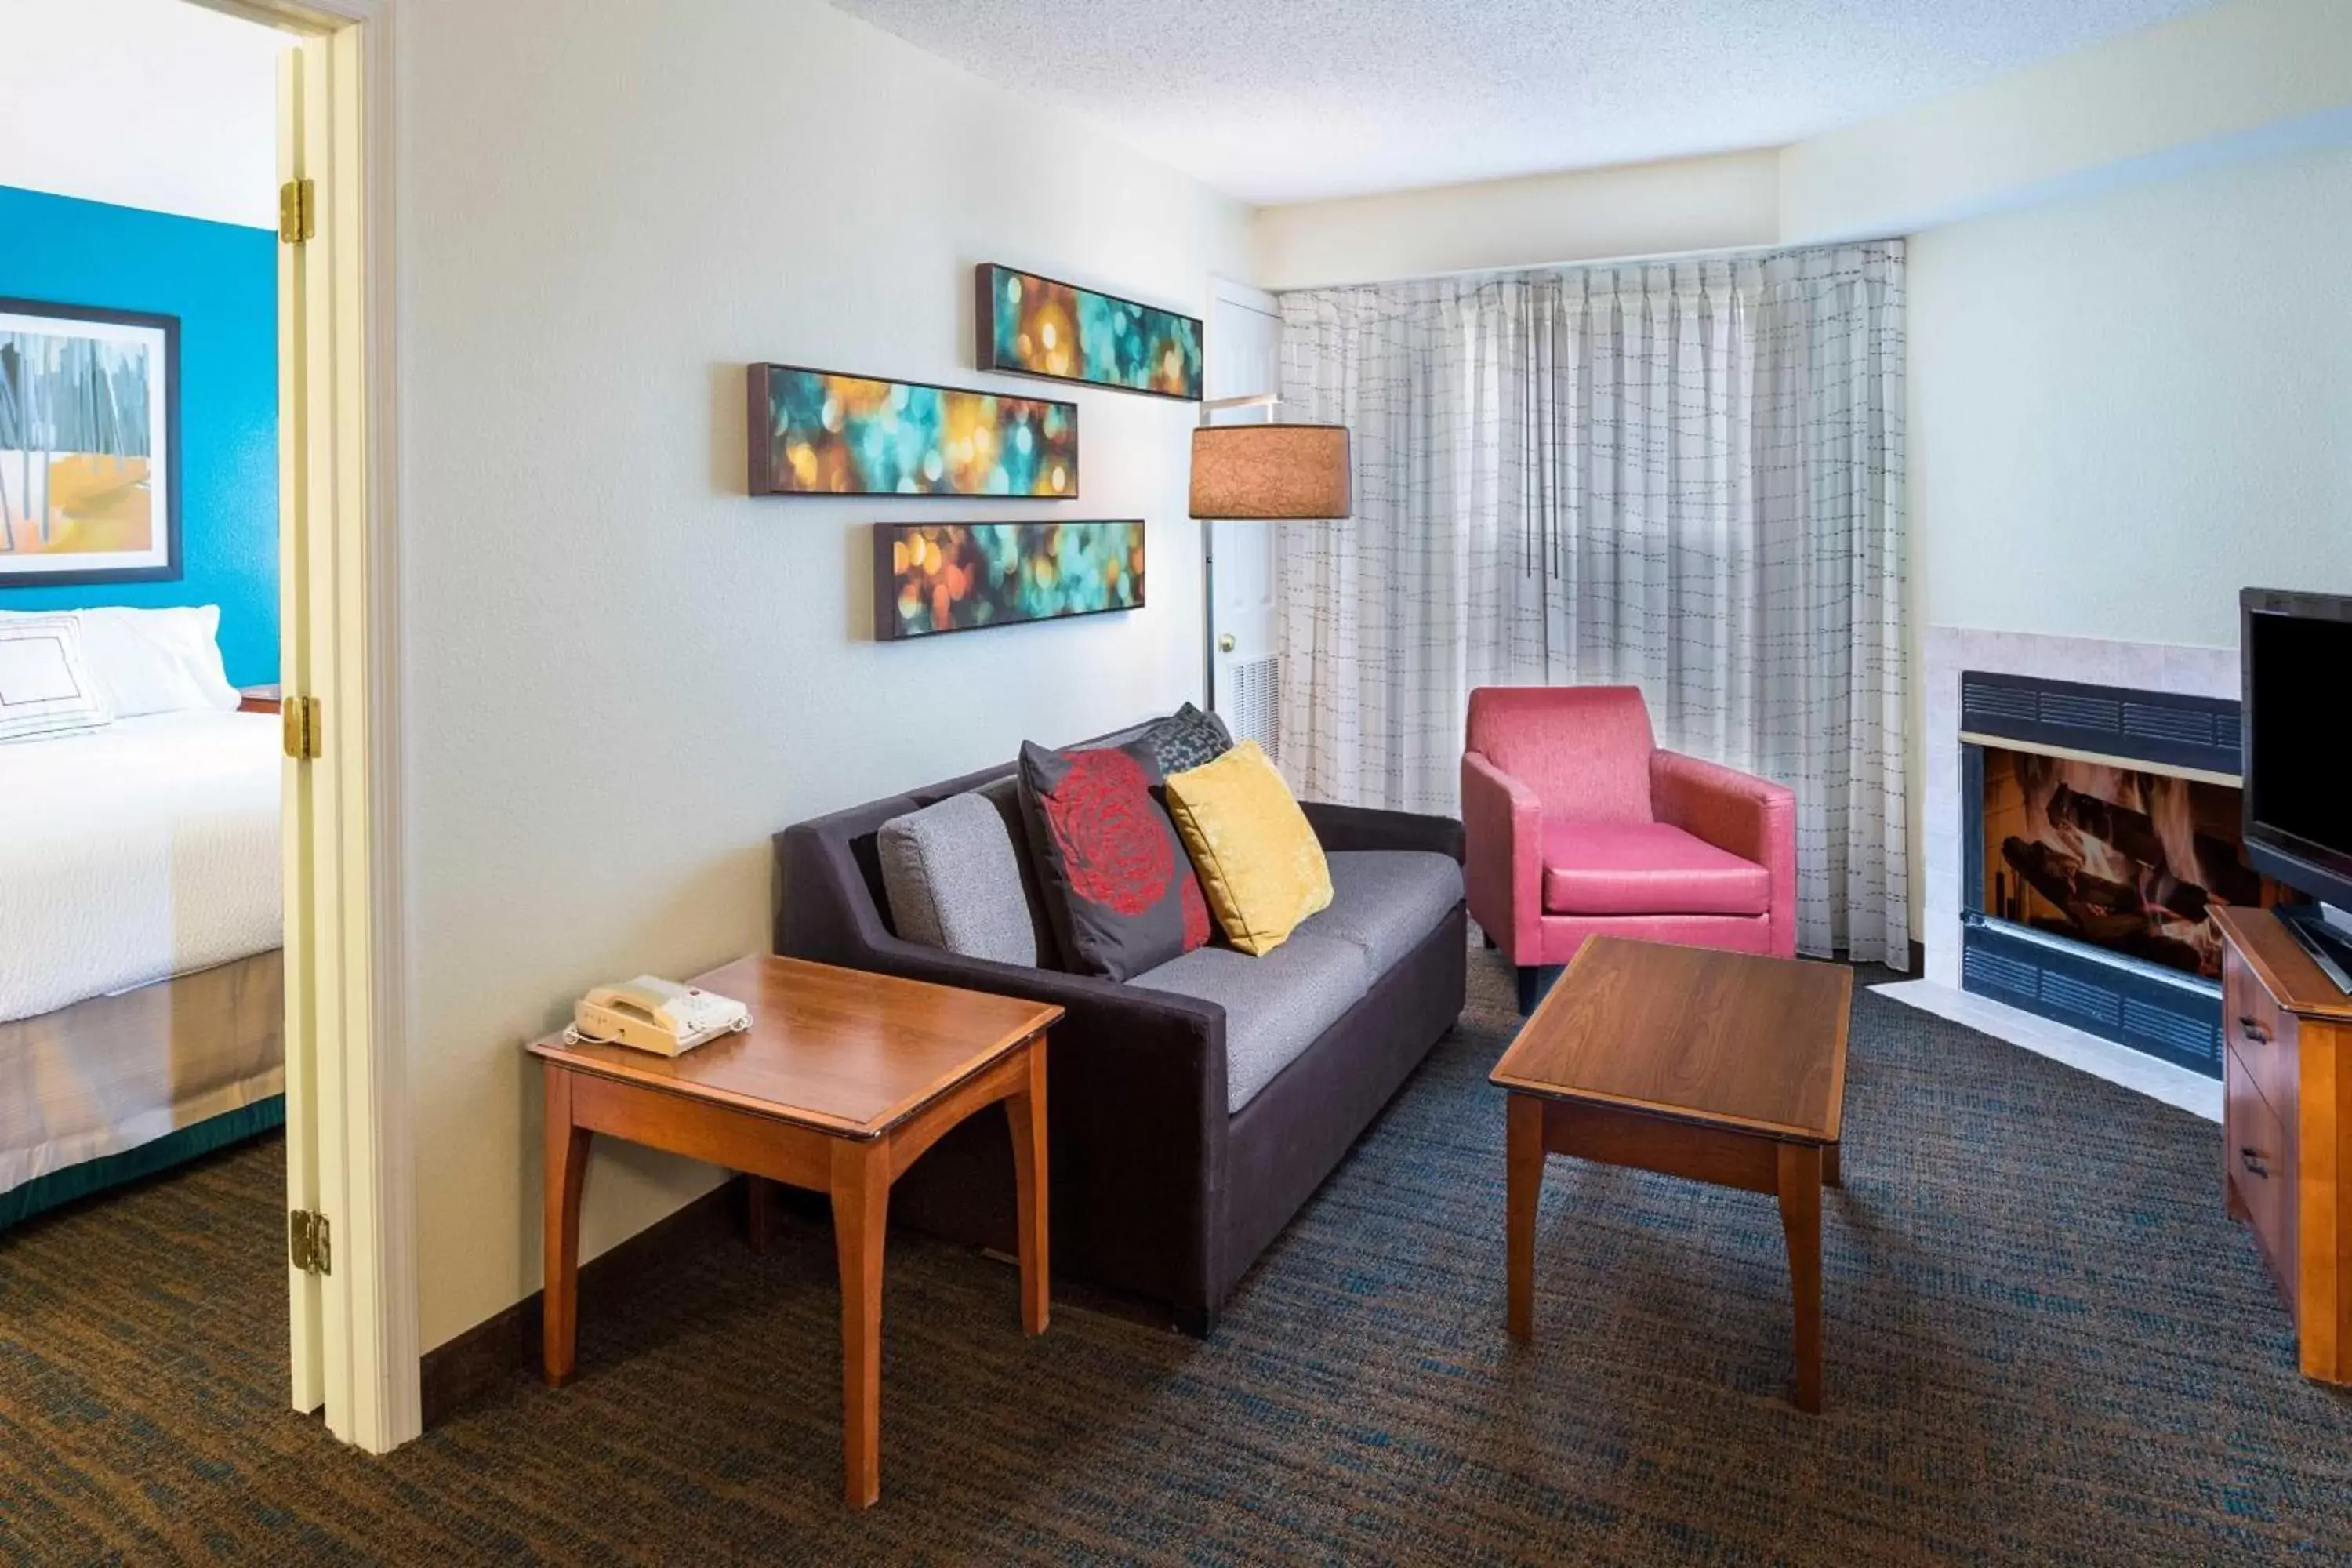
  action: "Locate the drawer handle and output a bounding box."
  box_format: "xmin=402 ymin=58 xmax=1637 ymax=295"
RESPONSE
xmin=2238 ymin=1014 xmax=2271 ymax=1044
xmin=2241 ymin=1148 xmax=2271 ymax=1179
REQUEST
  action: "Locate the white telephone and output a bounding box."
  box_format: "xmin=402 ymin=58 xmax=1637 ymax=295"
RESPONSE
xmin=569 ymin=976 xmax=751 ymax=1057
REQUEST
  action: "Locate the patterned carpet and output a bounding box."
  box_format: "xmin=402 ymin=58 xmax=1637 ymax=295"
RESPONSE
xmin=5 ymin=946 xmax=2351 ymax=1565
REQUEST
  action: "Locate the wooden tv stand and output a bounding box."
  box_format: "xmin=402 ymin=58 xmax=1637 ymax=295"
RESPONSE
xmin=2216 ymin=906 xmax=2352 ymax=1384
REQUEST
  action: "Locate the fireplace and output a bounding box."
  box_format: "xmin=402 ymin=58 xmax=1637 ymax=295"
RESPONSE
xmin=1958 ymin=670 xmax=2259 ymax=1079
xmin=1978 ymin=748 xmax=2263 ymax=980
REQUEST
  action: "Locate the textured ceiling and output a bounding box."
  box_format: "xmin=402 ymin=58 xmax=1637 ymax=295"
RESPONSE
xmin=826 ymin=0 xmax=2216 ymax=205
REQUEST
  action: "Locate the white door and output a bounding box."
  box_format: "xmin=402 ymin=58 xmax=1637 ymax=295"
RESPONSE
xmin=1205 ymin=278 xmax=1282 ymax=757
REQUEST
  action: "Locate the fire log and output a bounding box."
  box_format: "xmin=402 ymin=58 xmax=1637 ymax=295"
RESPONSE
xmin=2048 ymin=784 xmax=2168 ymax=873
xmin=2002 ymin=837 xmax=2144 ymax=920
xmin=2147 ymin=871 xmax=2211 ymax=926
xmin=2002 ymin=837 xmax=2083 ymax=913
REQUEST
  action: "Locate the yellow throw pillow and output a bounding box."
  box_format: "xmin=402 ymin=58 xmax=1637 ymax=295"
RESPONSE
xmin=1162 ymin=741 xmax=1333 ymax=956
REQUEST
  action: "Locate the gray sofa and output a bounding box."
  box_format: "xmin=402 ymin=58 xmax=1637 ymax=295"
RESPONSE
xmin=775 ymin=724 xmax=1467 ymax=1334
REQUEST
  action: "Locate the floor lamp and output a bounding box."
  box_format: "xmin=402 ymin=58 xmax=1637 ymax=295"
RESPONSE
xmin=1187 ymin=395 xmax=1351 ymax=710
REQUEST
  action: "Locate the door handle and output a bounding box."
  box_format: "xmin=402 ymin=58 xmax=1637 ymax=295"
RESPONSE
xmin=2238 ymin=1014 xmax=2270 ymax=1044
xmin=2240 ymin=1147 xmax=2270 ymax=1179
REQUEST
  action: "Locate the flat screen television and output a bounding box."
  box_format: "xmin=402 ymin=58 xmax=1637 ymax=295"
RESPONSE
xmin=2243 ymin=587 xmax=2352 ymax=990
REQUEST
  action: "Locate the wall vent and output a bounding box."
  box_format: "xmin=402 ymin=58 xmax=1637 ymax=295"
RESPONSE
xmin=1225 ymin=655 xmax=1279 ymax=762
xmin=1959 ymin=918 xmax=2223 ymax=1078
xmin=1959 ymin=670 xmax=2239 ymax=776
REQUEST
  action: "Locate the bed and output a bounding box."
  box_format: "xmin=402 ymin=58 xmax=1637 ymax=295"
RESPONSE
xmin=0 ymin=707 xmax=285 ymax=1229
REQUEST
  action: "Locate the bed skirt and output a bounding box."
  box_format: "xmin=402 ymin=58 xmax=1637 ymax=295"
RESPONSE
xmin=2 ymin=949 xmax=285 ymax=1232
xmin=0 ymin=1094 xmax=284 ymax=1231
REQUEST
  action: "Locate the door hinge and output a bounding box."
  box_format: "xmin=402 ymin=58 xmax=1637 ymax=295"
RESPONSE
xmin=282 ymin=695 xmax=324 ymax=761
xmin=289 ymin=1209 xmax=332 ymax=1275
xmin=278 ymin=178 xmax=316 ymax=245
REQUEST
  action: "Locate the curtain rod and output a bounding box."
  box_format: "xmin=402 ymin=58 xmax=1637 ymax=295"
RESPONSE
xmin=1266 ymin=233 xmax=1904 ymax=297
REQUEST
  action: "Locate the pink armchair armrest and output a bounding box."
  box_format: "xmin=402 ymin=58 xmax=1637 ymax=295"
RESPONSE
xmin=1649 ymin=750 xmax=1798 ymax=956
xmin=1463 ymin=749 xmax=1544 ymax=960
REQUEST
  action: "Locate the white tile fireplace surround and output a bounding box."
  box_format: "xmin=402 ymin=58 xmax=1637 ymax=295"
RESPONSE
xmin=1874 ymin=626 xmax=2237 ymax=1121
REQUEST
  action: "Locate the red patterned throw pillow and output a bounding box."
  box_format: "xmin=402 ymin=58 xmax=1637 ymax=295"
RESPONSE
xmin=1018 ymin=739 xmax=1210 ymax=979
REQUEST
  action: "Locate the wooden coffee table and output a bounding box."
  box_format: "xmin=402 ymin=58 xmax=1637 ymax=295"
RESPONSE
xmin=527 ymin=954 xmax=1062 ymax=1508
xmin=1490 ymin=937 xmax=1853 ymax=1411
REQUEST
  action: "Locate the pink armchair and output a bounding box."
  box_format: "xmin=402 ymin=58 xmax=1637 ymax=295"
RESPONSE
xmin=1462 ymin=686 xmax=1796 ymax=1011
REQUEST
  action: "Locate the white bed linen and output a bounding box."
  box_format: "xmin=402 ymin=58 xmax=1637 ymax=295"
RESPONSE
xmin=0 ymin=711 xmax=283 ymax=1024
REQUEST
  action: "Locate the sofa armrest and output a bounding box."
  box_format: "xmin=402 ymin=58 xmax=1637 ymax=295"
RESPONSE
xmin=774 ymin=821 xmax=1226 ymax=1138
xmin=1650 ymin=749 xmax=1798 ymax=952
xmin=1301 ymin=800 xmax=1465 ymax=862
xmin=823 ymin=934 xmax=1230 ymax=1306
xmin=776 ymin=820 xmax=1231 ymax=1303
xmin=1461 ymin=750 xmax=1543 ymax=962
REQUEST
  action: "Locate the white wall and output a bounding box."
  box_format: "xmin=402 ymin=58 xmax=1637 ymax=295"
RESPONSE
xmin=394 ymin=0 xmax=1250 ymax=1352
xmin=0 ymin=0 xmax=281 ymax=227
xmin=1251 ymin=150 xmax=1781 ymax=291
xmin=1908 ymin=141 xmax=2352 ymax=650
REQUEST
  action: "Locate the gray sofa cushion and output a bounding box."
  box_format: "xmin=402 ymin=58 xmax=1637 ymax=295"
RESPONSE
xmin=1300 ymin=851 xmax=1465 ymax=973
xmin=971 ymin=773 xmax=1060 ymax=951
xmin=877 ymin=790 xmax=1048 ymax=967
xmin=1128 ymin=933 xmax=1370 ymax=1112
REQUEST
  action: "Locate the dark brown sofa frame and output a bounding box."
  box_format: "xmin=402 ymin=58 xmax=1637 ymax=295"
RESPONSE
xmin=775 ymin=757 xmax=1466 ymax=1334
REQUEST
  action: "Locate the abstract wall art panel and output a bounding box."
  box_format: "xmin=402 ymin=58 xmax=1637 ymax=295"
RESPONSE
xmin=747 ymin=363 xmax=1077 ymax=498
xmin=975 ymin=264 xmax=1203 ymax=402
xmin=873 ymin=521 xmax=1144 ymax=641
xmin=0 ymin=299 xmax=179 ymax=586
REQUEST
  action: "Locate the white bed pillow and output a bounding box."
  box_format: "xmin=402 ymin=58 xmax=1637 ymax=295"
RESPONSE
xmin=0 ymin=605 xmax=241 ymax=717
xmin=0 ymin=616 xmax=112 ymax=742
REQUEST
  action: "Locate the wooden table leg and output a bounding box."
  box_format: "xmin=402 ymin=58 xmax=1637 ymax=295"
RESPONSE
xmin=831 ymin=1137 xmax=891 ymax=1510
xmin=1776 ymin=1142 xmax=1824 ymax=1414
xmin=1506 ymin=1093 xmax=1544 ymax=1341
xmin=541 ymin=1063 xmax=592 ymax=1388
xmin=746 ymin=1175 xmax=775 ymax=1254
xmin=1004 ymin=1035 xmax=1051 ymax=1336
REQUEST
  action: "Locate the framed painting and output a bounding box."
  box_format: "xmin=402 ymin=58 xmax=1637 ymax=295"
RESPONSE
xmin=747 ymin=363 xmax=1078 ymax=498
xmin=0 ymin=299 xmax=180 ymax=586
xmin=873 ymin=521 xmax=1144 ymax=641
xmin=975 ymin=263 xmax=1203 ymax=401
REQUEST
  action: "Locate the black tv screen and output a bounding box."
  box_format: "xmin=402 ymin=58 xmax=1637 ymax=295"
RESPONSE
xmin=2245 ymin=591 xmax=2352 ymax=907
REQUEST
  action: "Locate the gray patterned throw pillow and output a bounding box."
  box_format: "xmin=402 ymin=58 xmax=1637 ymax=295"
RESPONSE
xmin=1146 ymin=702 xmax=1234 ymax=776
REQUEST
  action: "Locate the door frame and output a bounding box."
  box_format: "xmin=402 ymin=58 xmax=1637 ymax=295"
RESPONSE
xmin=189 ymin=0 xmax=416 ymax=1454
xmin=1203 ymin=275 xmax=1283 ymax=724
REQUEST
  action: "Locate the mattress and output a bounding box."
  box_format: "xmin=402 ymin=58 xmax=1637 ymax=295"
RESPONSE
xmin=0 ymin=711 xmax=283 ymax=1024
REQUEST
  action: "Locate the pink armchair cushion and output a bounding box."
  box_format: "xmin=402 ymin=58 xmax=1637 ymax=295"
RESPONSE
xmin=1540 ymin=820 xmax=1771 ymax=917
xmin=1465 ymin=685 xmax=1655 ymax=823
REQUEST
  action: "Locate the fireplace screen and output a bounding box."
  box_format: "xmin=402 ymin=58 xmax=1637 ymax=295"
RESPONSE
xmin=1980 ymin=748 xmax=2267 ymax=980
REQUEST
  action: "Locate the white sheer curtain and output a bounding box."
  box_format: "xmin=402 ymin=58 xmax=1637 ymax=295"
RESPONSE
xmin=1274 ymin=243 xmax=1908 ymax=963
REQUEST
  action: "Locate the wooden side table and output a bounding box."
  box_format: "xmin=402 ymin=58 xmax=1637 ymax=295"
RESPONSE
xmin=237 ymin=684 xmax=282 ymax=714
xmin=526 ymin=954 xmax=1061 ymax=1508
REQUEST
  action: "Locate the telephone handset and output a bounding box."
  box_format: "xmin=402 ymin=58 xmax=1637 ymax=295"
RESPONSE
xmin=570 ymin=975 xmax=751 ymax=1057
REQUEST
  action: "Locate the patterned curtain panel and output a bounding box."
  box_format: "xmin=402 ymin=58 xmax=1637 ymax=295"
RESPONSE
xmin=1274 ymin=243 xmax=1908 ymax=963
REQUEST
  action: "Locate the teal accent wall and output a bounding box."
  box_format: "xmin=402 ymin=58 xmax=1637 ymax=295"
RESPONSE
xmin=0 ymin=186 xmax=278 ymax=686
